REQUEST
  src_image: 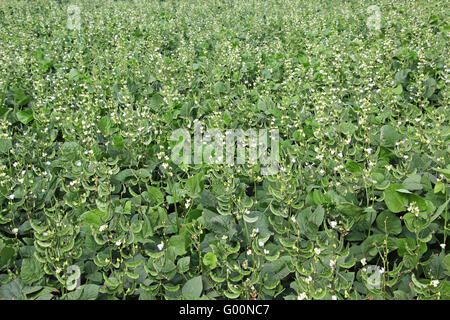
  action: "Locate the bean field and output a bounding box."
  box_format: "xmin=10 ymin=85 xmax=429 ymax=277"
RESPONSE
xmin=0 ymin=0 xmax=449 ymax=300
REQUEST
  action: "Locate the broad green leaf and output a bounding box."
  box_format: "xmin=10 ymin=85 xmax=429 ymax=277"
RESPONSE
xmin=376 ymin=211 xmax=402 ymax=235
xmin=182 ymin=276 xmax=203 ymax=298
xmin=336 ymin=203 xmax=364 ymax=217
xmin=223 ymin=110 xmax=231 ymax=125
xmin=98 ymin=116 xmax=113 ymax=136
xmin=21 ymin=257 xmax=44 ymax=285
xmin=146 ymin=186 xmax=164 ymax=205
xmin=393 ymin=84 xmax=403 ymax=95
xmin=185 ymin=173 xmax=204 ymax=197
xmin=203 ymin=252 xmax=218 ymax=270
xmin=177 ymin=257 xmax=190 ymax=273
xmin=384 ymin=184 xmax=408 ymax=213
xmin=16 ymin=109 xmax=34 ymax=124
xmin=169 ymin=234 xmax=187 ymax=256
xmin=380 ymin=125 xmax=401 ymax=148
xmin=80 ymin=209 xmax=108 ymax=228
xmin=310 ymin=205 xmax=325 ymax=227
xmin=345 ymin=160 xmax=363 ymax=175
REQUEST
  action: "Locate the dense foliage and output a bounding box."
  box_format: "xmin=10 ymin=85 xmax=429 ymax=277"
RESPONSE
xmin=0 ymin=0 xmax=449 ymax=300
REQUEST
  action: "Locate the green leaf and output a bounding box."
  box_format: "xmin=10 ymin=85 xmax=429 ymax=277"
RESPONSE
xmin=20 ymin=257 xmax=44 ymax=285
xmin=384 ymin=184 xmax=408 ymax=213
xmin=434 ymin=181 xmax=445 ymax=194
xmin=114 ymin=169 xmax=135 ymax=183
xmin=0 ymin=279 xmax=24 ymax=300
xmin=182 ymin=276 xmax=203 ymax=298
xmin=336 ymin=203 xmax=364 ymax=217
xmin=80 ymin=209 xmax=108 ymax=228
xmin=433 ymin=199 xmax=450 ymax=220
xmin=177 ymin=256 xmax=190 ymax=273
xmin=424 ymin=77 xmax=436 ymax=98
xmin=203 ymin=252 xmax=218 ymax=270
xmin=16 ymin=109 xmax=34 ymax=124
xmin=68 ymin=68 xmax=80 ymax=81
xmin=403 ymin=174 xmax=422 ymax=191
xmin=12 ymin=88 xmax=30 ymax=106
xmin=0 ymin=246 xmax=15 ymax=268
xmin=98 ymin=116 xmax=113 ymax=136
xmin=146 ymin=186 xmax=164 ymax=205
xmin=69 ymin=284 xmax=99 ymax=300
xmin=310 ymin=205 xmax=325 ymax=227
xmin=393 ymin=84 xmax=403 ymax=95
xmin=313 ymin=189 xmax=326 ymax=205
xmin=376 ymin=211 xmax=402 ymax=235
xmin=443 ymin=255 xmax=450 ymax=276
xmin=202 ymin=209 xmax=236 ymax=238
xmin=169 ymin=234 xmax=187 ymax=256
xmin=150 ymin=93 xmax=163 ymax=109
xmin=398 ymin=238 xmax=416 ymax=257
xmin=345 ymin=160 xmax=363 ymax=175
xmin=380 ymin=125 xmax=401 ymax=148
xmin=185 ymin=173 xmax=204 ymax=197
xmin=61 ymin=141 xmax=80 ymax=161
xmin=112 ymin=135 xmax=124 ymax=148
xmin=0 ymin=138 xmax=12 ymax=154
xmin=223 ymin=110 xmax=231 ymax=125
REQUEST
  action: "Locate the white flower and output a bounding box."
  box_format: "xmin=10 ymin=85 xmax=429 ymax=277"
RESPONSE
xmin=247 ymin=249 xmax=252 ymax=255
xmin=9 ymin=194 xmax=15 ymax=200
xmin=115 ymin=240 xmax=121 ymax=246
xmin=258 ymin=241 xmax=264 ymax=247
xmin=360 ymin=258 xmax=367 ymax=266
xmin=291 ymin=216 xmax=296 ymax=223
xmin=431 ymin=280 xmax=439 ymax=287
xmin=305 ymin=276 xmax=313 ymax=283
xmin=12 ymin=228 xmax=18 ymax=234
xmin=314 ymin=248 xmax=321 ymax=255
xmin=330 ymin=221 xmax=337 ymax=228
xmin=99 ymin=224 xmax=108 ymax=232
xmin=332 ymin=295 xmax=337 ymax=300
xmin=407 ymin=202 xmax=420 ymax=216
xmin=157 ymin=243 xmax=164 ymax=251
xmin=366 ymin=148 xmax=373 ymax=154
xmin=297 ymin=293 xmax=306 ymax=300
xmin=329 ymin=260 xmax=335 ymax=268
xmin=379 ymin=267 xmax=385 ymax=274
xmin=440 ymin=244 xmax=446 ymax=249
xmin=75 ymin=161 xmax=81 ymax=167
xmin=264 ymin=249 xmax=269 ymax=255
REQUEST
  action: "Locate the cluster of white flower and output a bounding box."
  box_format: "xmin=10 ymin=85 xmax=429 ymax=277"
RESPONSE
xmin=407 ymin=201 xmax=420 ymax=217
